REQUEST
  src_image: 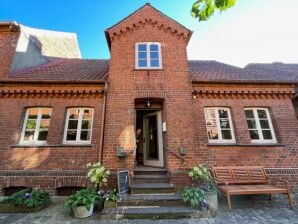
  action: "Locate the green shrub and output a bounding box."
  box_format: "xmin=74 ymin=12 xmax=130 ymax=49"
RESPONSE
xmin=181 ymin=186 xmax=206 ymax=208
xmin=86 ymin=162 xmax=110 ymax=189
xmin=187 ymin=164 xmax=216 ymax=192
xmin=0 ymin=188 xmax=51 ymax=208
xmin=64 ymin=189 xmax=101 ymax=211
xmin=103 ymin=189 xmax=120 ymax=202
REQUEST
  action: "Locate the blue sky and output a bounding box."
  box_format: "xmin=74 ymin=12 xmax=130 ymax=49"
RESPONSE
xmin=1 ymin=0 xmax=297 ymax=67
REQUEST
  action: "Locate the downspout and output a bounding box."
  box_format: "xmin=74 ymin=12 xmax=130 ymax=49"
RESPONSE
xmin=99 ymin=81 xmax=108 ymax=163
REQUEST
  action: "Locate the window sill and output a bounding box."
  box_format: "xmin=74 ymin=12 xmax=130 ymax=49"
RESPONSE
xmin=134 ymin=68 xmax=164 ymax=71
xmin=10 ymin=144 xmax=93 ymax=148
xmin=207 ymin=143 xmax=284 ymax=147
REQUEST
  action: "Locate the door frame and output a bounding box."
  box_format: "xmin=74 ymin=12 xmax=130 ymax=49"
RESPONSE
xmin=135 ymin=109 xmax=164 ymax=168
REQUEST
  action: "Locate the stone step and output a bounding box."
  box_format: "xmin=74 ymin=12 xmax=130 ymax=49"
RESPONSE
xmin=130 ymin=183 xmax=175 ymax=194
xmin=118 ymin=193 xmax=184 ymax=207
xmin=133 ymin=169 xmax=168 ymax=176
xmin=101 ymin=206 xmax=216 ymax=219
xmin=132 ymin=175 xmax=170 ymax=184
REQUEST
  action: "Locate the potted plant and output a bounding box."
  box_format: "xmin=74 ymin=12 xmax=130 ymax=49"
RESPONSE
xmin=103 ymin=189 xmax=120 ymax=208
xmin=0 ymin=188 xmax=51 ymax=213
xmin=187 ymin=164 xmax=218 ymax=210
xmin=181 ymin=186 xmax=207 ymax=210
xmin=64 ymin=189 xmax=101 ymax=218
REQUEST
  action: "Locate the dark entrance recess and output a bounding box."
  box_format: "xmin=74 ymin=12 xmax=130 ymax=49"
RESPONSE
xmin=3 ymin=186 xmax=32 ymax=196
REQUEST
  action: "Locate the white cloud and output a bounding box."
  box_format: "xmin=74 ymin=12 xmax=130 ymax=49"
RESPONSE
xmin=187 ymin=0 xmax=298 ymax=67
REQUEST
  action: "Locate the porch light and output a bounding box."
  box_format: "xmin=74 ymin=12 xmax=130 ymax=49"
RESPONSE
xmin=146 ymin=100 xmax=151 ymax=107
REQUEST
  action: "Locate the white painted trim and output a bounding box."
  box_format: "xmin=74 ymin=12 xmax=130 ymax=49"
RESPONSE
xmin=244 ymin=108 xmax=277 ymax=144
xmin=204 ymin=107 xmax=236 ymax=144
xmin=63 ymin=108 xmax=94 ymax=144
xmin=19 ymin=108 xmax=52 ymax=145
xmin=135 ymin=42 xmax=162 ymax=69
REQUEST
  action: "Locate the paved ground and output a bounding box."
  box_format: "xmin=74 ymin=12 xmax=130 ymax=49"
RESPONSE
xmin=0 ymin=194 xmax=297 ymax=224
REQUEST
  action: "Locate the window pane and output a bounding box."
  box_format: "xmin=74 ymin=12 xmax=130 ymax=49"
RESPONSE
xmin=220 ymin=119 xmax=230 ymax=129
xmin=83 ymin=109 xmax=93 ymax=119
xmin=28 ymin=109 xmax=39 ymax=119
xmin=218 ymin=109 xmax=228 ymax=118
xmin=24 ymin=131 xmax=34 ymax=141
xmin=150 ymin=44 xmax=158 ymax=51
xmin=26 ymin=120 xmax=36 ymax=129
xmin=246 ymin=119 xmax=256 ymax=129
xmin=138 ymin=52 xmax=147 ymax=59
xmin=66 ymin=131 xmax=77 ymax=141
xmin=40 ymin=120 xmax=50 ymax=129
xmin=41 ymin=109 xmax=51 ymax=119
xmin=249 ymin=130 xmax=259 ymax=139
xmin=206 ymin=119 xmax=216 ymax=127
xmin=68 ymin=109 xmax=79 ymax=119
xmin=138 ymin=60 xmax=147 ymax=67
xmin=207 ymin=127 xmax=218 ymax=140
xmin=205 ymin=109 xmax=216 ymax=119
xmin=257 ymin=110 xmax=267 ymax=118
xmin=262 ymin=130 xmax=273 ymax=140
xmin=81 ymin=120 xmax=91 ymax=129
xmin=38 ymin=131 xmax=48 ymax=141
xmin=80 ymin=131 xmax=91 ymax=141
xmin=260 ymin=120 xmax=270 ymax=129
xmin=68 ymin=120 xmax=78 ymax=129
xmin=245 ymin=110 xmax=254 ymax=118
xmin=150 ymin=60 xmax=159 ymax=67
xmin=222 ymin=130 xmax=232 ymax=140
xmin=150 ymin=52 xmax=159 ymax=59
xmin=138 ymin=44 xmax=147 ymax=51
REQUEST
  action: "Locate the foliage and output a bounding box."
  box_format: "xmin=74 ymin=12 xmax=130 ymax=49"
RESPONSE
xmin=181 ymin=186 xmax=206 ymax=208
xmin=87 ymin=162 xmax=110 ymax=189
xmin=0 ymin=188 xmax=51 ymax=208
xmin=64 ymin=189 xmax=101 ymax=211
xmin=103 ymin=189 xmax=120 ymax=202
xmin=187 ymin=164 xmax=216 ymax=192
xmin=191 ymin=0 xmax=237 ymax=21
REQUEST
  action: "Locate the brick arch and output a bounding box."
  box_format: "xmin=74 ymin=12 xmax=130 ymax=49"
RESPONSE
xmin=0 ymin=177 xmax=35 ymax=189
xmin=54 ymin=177 xmax=88 ymax=189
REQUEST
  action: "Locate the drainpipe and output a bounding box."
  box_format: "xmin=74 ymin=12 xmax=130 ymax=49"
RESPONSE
xmin=99 ymin=81 xmax=108 ymax=163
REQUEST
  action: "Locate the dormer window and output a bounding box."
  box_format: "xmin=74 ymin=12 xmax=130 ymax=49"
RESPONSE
xmin=135 ymin=42 xmax=162 ymax=69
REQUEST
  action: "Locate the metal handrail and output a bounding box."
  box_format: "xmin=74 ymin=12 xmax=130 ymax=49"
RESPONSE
xmin=164 ymin=146 xmax=185 ymax=161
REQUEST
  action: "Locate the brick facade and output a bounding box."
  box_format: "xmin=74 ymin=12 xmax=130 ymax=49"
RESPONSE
xmin=0 ymin=4 xmax=297 ymax=194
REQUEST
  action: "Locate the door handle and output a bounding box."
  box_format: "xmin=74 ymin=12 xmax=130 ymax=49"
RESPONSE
xmin=143 ymin=137 xmax=145 ymax=143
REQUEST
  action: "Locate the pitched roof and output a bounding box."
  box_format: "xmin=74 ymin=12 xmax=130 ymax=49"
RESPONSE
xmin=244 ymin=63 xmax=298 ymax=82
xmin=189 ymin=60 xmax=298 ymax=83
xmin=9 ymin=59 xmax=109 ymax=81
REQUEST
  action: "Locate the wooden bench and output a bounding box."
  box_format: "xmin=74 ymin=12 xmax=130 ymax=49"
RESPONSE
xmin=213 ymin=166 xmax=294 ymax=211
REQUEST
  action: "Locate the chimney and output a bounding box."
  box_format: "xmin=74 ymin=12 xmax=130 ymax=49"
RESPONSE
xmin=0 ymin=21 xmax=20 ymax=79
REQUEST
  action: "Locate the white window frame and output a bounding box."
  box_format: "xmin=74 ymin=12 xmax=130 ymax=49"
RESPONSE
xmin=244 ymin=108 xmax=277 ymax=144
xmin=20 ymin=108 xmax=52 ymax=145
xmin=63 ymin=108 xmax=94 ymax=144
xmin=204 ymin=107 xmax=236 ymax=143
xmin=135 ymin=42 xmax=162 ymax=69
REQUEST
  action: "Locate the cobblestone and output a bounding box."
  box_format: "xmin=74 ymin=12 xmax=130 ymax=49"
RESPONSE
xmin=0 ymin=194 xmax=297 ymax=224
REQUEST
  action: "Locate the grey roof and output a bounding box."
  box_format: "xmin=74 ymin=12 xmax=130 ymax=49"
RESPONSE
xmin=11 ymin=24 xmax=81 ymax=72
xmin=189 ymin=60 xmax=298 ymax=83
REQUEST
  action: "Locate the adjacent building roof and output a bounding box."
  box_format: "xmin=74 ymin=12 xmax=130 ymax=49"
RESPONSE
xmin=11 ymin=24 xmax=81 ymax=72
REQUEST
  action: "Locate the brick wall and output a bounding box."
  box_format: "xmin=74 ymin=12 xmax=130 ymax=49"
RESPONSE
xmin=0 ymin=24 xmax=20 ymax=78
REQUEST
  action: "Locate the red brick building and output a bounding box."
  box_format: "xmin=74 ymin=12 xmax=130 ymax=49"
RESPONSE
xmin=0 ymin=4 xmax=297 ymax=195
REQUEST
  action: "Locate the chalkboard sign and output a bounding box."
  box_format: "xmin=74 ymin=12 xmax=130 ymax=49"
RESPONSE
xmin=117 ymin=170 xmax=130 ymax=196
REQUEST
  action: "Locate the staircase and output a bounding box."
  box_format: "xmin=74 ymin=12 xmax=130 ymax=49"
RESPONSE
xmin=101 ymin=166 xmax=216 ymax=219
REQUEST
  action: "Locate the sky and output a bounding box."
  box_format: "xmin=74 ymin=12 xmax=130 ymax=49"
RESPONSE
xmin=0 ymin=0 xmax=297 ymax=67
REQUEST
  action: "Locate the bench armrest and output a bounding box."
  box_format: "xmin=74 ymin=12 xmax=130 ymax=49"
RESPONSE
xmin=267 ymin=177 xmax=290 ymax=190
xmin=215 ymin=178 xmax=229 ymax=186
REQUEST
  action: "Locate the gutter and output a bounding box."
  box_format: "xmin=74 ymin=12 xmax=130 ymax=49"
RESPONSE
xmin=0 ymin=79 xmax=105 ymax=85
xmin=191 ymin=79 xmax=297 ymax=85
xmin=99 ymin=81 xmax=108 ymax=162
